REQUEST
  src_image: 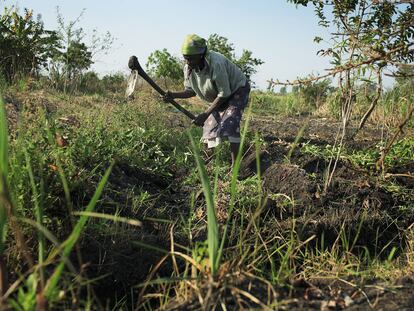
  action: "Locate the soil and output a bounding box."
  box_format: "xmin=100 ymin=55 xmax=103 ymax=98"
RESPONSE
xmin=158 ymin=117 xmax=414 ymax=310
xmin=165 ymin=274 xmax=414 ymax=311
xmin=132 ymin=112 xmax=413 ymax=310
xmin=158 ymin=114 xmax=414 ymax=310
xmin=4 ymin=92 xmax=414 ymax=310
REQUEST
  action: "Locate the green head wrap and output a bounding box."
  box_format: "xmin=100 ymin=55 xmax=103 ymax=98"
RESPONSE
xmin=181 ymin=34 xmax=207 ymax=55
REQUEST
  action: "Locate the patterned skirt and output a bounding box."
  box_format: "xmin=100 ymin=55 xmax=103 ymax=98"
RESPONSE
xmin=202 ymin=82 xmax=250 ymax=147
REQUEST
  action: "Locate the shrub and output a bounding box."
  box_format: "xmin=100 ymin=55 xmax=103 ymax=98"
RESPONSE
xmin=0 ymin=7 xmax=59 ymax=82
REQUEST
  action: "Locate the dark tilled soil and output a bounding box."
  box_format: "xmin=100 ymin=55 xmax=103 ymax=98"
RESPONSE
xmin=161 ymin=114 xmax=414 ymax=310
xmin=86 ymin=113 xmax=413 ymax=310
xmin=165 ymin=274 xmax=414 ymax=311
xmin=4 ymin=93 xmax=413 ymax=310
xmin=255 ymin=116 xmax=412 ymax=311
xmin=250 ymin=115 xmax=387 ymax=149
xmin=76 ymin=161 xmax=191 ymax=303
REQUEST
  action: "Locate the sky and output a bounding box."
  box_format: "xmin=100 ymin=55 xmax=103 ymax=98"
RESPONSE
xmin=3 ymin=0 xmax=338 ymax=90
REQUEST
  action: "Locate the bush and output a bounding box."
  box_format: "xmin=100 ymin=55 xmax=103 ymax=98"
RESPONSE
xmin=146 ymin=48 xmax=183 ymax=88
xmin=324 ymin=90 xmax=343 ymax=118
xmin=79 ymin=71 xmax=102 ymax=94
xmin=75 ymin=71 xmax=126 ymax=95
xmin=0 ymin=7 xmax=59 ymax=82
xmin=298 ymin=78 xmax=334 ymax=108
xmin=102 ymin=73 xmax=126 ymax=93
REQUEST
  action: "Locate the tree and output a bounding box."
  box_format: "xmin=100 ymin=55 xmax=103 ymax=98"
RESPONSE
xmin=289 ymin=0 xmax=413 ymax=66
xmin=64 ymin=41 xmax=93 ymax=79
xmin=0 ymin=6 xmax=60 ymax=82
xmin=234 ymin=49 xmax=264 ymax=82
xmin=281 ymin=0 xmax=413 ymax=132
xmin=207 ymin=34 xmax=264 ymax=82
xmin=146 ymin=48 xmax=183 ymax=88
xmin=395 ymin=64 xmax=414 ymax=87
xmin=102 ymin=72 xmax=125 ymax=93
xmin=48 ymin=7 xmax=113 ymax=93
xmin=207 ymin=33 xmax=234 ymax=60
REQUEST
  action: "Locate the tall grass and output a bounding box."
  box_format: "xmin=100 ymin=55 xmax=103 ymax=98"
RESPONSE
xmin=2 ymin=87 xmax=196 ymax=304
xmin=45 ymin=164 xmax=113 ymax=299
xmin=0 ymin=95 xmax=9 ymax=295
xmin=188 ymin=134 xmax=219 ymax=277
xmin=24 ymin=150 xmax=45 ymax=289
xmin=185 ymin=102 xmax=254 ymax=280
xmin=217 ymin=104 xmax=253 ymax=267
xmin=2 ymin=83 xmax=413 ymax=309
xmin=0 ymin=94 xmax=117 ymax=309
xmin=250 ymin=91 xmax=310 ymax=116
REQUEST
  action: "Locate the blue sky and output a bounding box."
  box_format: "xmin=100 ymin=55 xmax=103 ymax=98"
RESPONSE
xmin=3 ymin=0 xmax=336 ymax=90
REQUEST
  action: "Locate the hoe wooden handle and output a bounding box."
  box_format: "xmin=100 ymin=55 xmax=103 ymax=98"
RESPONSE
xmin=128 ymin=56 xmax=196 ymax=120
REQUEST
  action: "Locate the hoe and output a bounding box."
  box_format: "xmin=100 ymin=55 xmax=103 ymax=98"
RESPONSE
xmin=126 ymin=55 xmax=196 ymax=120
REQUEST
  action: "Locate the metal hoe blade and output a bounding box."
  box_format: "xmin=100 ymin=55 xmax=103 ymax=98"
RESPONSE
xmin=125 ymin=70 xmax=138 ymax=98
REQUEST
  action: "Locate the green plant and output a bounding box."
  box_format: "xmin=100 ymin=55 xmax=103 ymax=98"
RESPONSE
xmin=78 ymin=71 xmax=101 ymax=94
xmin=288 ymin=0 xmax=413 ymax=131
xmin=250 ymin=91 xmax=313 ymax=116
xmin=0 ymin=7 xmax=60 ymax=82
xmin=24 ymin=150 xmax=46 ymax=290
xmin=298 ymin=78 xmax=334 ymax=108
xmin=8 ymin=273 xmax=38 ymax=311
xmin=101 ymin=72 xmax=125 ymax=93
xmin=380 ymin=74 xmax=414 ymax=126
xmin=207 ymin=33 xmax=264 ymax=82
xmin=189 ymin=134 xmax=219 ymax=276
xmin=146 ymin=48 xmax=183 ymax=88
xmin=48 ymin=8 xmax=113 ymax=93
xmin=0 ymin=96 xmax=9 ymax=297
xmin=325 ymin=89 xmax=343 ymax=118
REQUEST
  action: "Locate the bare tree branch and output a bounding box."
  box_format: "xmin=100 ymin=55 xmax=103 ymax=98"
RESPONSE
xmin=268 ymin=42 xmax=414 ymax=86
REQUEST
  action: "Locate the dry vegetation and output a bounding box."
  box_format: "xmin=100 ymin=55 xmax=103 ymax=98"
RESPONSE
xmin=1 ymin=1 xmax=413 ymax=310
xmin=0 ymin=80 xmax=413 ymax=310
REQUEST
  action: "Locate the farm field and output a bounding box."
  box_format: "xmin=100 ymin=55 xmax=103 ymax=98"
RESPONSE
xmin=1 ymin=83 xmax=413 ymax=310
xmin=1 ymin=1 xmax=414 ymax=310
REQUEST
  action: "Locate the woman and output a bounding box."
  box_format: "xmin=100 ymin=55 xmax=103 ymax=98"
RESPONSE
xmin=164 ymin=34 xmax=250 ymax=167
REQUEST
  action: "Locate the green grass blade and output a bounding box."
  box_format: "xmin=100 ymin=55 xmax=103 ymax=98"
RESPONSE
xmin=41 ymin=110 xmax=74 ymax=222
xmin=255 ymin=132 xmax=263 ymax=202
xmin=286 ymin=121 xmax=307 ymax=161
xmin=188 ymin=134 xmax=219 ymax=276
xmin=217 ymin=101 xmax=253 ymax=267
xmin=0 ymin=97 xmax=7 ymax=177
xmin=0 ymin=95 xmax=8 ymax=250
xmin=24 ymin=150 xmax=45 ymax=288
xmin=45 ymin=164 xmax=113 ymax=298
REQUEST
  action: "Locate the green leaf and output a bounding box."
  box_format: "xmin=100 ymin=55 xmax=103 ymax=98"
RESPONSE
xmin=188 ymin=133 xmax=219 ymax=276
xmin=313 ymin=36 xmax=323 ymax=44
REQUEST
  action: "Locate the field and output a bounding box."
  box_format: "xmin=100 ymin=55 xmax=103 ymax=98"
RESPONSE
xmin=1 ymin=80 xmax=413 ymax=310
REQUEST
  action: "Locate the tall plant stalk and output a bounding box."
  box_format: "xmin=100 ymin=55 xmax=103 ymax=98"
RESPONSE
xmin=188 ymin=135 xmax=219 ymax=277
xmin=0 ymin=95 xmax=9 ymax=296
